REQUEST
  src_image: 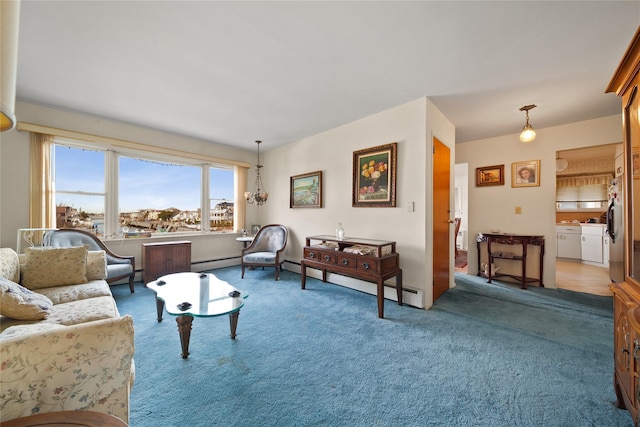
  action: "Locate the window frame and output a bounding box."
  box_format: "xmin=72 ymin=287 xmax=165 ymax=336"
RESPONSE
xmin=52 ymin=137 xmax=243 ymax=238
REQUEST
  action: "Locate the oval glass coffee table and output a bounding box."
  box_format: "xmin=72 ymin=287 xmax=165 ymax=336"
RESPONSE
xmin=146 ymin=272 xmax=248 ymax=358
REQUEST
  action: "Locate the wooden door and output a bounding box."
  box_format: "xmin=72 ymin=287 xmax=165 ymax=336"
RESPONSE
xmin=433 ymin=137 xmax=451 ymax=301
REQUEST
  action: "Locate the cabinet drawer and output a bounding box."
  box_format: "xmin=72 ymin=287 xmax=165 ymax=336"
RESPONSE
xmin=304 ymin=248 xmax=337 ymax=265
xmin=337 ymin=253 xmax=358 ymax=270
xmin=358 ymin=258 xmax=380 ymax=274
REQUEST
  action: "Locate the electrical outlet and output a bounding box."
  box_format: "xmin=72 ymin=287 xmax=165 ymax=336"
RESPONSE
xmin=407 ymin=202 xmax=415 ymax=212
xmin=515 ymin=206 xmax=522 ymax=214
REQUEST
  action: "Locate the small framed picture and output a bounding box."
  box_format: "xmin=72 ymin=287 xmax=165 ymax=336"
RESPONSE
xmin=512 ymin=160 xmax=541 ymax=187
xmin=290 ymin=171 xmax=323 ymax=208
xmin=476 ymin=164 xmax=505 ymax=187
xmin=251 ymin=224 xmax=262 ymax=235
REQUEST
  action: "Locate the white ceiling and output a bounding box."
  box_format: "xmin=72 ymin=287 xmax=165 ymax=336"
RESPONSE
xmin=14 ymin=1 xmax=640 ymax=151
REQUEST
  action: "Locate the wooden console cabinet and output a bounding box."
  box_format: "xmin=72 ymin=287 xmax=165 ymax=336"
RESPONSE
xmin=607 ymin=27 xmax=640 ymax=424
xmin=142 ymin=241 xmax=192 ymax=283
xmin=300 ymin=235 xmax=402 ymax=318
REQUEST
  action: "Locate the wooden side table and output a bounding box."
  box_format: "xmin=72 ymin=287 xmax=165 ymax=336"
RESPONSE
xmin=3 ymin=411 xmax=127 ymax=427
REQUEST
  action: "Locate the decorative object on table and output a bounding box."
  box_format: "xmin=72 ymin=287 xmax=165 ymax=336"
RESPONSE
xmin=336 ymin=223 xmax=345 ymax=240
xmin=352 ymin=142 xmax=397 ymax=207
xmin=251 ymin=224 xmax=261 ymax=235
xmin=480 ymin=263 xmax=501 ymax=276
xmin=290 ymin=170 xmax=322 ymax=208
xmin=241 ymin=228 xmax=248 ymax=237
xmin=512 ymin=159 xmax=541 ymax=187
xmin=518 ymin=104 xmax=537 ymax=143
xmin=475 ymin=164 xmax=504 ymax=187
xmin=244 ymin=140 xmax=269 ymax=205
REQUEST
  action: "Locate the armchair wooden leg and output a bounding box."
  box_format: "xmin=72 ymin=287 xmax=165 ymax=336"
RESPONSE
xmin=241 ymin=265 xmax=245 ymax=278
xmin=128 ymin=274 xmax=135 ymax=293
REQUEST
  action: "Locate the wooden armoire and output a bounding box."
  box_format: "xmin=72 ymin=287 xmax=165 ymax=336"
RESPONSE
xmin=607 ymin=26 xmax=640 ymax=424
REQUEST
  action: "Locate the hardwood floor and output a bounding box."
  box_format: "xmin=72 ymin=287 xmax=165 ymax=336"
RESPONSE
xmin=555 ymin=259 xmax=612 ymax=296
xmin=455 ymin=257 xmax=612 ymax=297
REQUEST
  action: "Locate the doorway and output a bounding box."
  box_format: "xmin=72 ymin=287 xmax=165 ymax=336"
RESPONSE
xmin=433 ymin=137 xmax=451 ymax=301
xmin=555 ymin=143 xmax=619 ymax=296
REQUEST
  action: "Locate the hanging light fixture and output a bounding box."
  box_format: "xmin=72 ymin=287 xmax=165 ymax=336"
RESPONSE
xmin=556 ymin=152 xmax=568 ymax=172
xmin=519 ymin=104 xmax=537 ymax=142
xmin=244 ymin=140 xmax=269 ymax=205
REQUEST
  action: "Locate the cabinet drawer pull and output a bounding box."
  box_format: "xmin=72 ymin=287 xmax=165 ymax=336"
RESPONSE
xmin=324 ymin=255 xmax=332 ymax=262
xmin=342 ymin=259 xmax=349 ymax=265
xmin=308 ymin=252 xmax=315 ymax=259
xmin=362 ymin=263 xmax=370 ymax=270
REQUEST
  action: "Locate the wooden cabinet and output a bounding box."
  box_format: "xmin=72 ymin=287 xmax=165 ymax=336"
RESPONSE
xmin=300 ymin=235 xmax=402 ymax=318
xmin=142 ymin=241 xmax=191 ymax=283
xmin=607 ymin=26 xmax=640 ymax=424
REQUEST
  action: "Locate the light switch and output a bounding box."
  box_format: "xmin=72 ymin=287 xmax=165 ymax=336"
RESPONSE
xmin=515 ymin=206 xmax=522 ymax=214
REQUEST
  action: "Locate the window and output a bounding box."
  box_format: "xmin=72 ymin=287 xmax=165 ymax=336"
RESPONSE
xmin=54 ymin=144 xmax=106 ymax=230
xmin=52 ymin=138 xmax=240 ymax=237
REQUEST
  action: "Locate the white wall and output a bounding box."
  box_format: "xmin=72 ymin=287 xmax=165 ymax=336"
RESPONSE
xmin=456 ymin=115 xmax=622 ymax=287
xmin=258 ymin=97 xmax=455 ymax=308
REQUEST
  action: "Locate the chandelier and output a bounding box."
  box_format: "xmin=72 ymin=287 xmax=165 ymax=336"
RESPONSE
xmin=519 ymin=104 xmax=537 ymax=143
xmin=244 ymin=140 xmax=269 ymax=205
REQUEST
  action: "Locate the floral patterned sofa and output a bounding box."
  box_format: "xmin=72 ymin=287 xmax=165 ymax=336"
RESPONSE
xmin=0 ymin=246 xmax=135 ymax=424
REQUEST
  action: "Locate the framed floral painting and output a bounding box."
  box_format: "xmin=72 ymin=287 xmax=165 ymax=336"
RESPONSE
xmin=352 ymin=142 xmax=397 ymax=207
xmin=290 ymin=170 xmax=322 ymax=208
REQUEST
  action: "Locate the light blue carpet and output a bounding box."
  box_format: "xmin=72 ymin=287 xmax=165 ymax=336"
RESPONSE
xmin=111 ymin=268 xmax=632 ymax=426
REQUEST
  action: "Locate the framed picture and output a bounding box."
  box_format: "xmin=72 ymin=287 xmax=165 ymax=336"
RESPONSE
xmin=352 ymin=142 xmax=397 ymax=207
xmin=476 ymin=164 xmax=504 ymax=187
xmin=512 ymin=160 xmax=541 ymax=187
xmin=290 ymin=171 xmax=323 ymax=208
xmin=251 ymin=224 xmax=262 ymax=235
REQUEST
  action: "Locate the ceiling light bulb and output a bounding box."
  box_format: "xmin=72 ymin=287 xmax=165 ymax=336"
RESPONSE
xmin=520 ymin=125 xmax=536 ymax=143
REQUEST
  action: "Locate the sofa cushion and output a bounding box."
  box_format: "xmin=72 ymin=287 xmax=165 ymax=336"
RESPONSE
xmin=87 ymin=250 xmax=108 ymax=281
xmin=0 ymin=248 xmax=20 ymax=283
xmin=44 ymin=296 xmax=120 ymax=326
xmin=22 ymin=246 xmax=88 ymax=290
xmin=0 ymin=278 xmax=53 ymax=320
xmin=36 ymin=280 xmax=112 ymax=305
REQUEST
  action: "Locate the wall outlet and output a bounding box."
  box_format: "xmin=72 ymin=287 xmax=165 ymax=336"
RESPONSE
xmin=515 ymin=206 xmax=522 ymax=214
xmin=407 ymin=202 xmax=415 ymax=212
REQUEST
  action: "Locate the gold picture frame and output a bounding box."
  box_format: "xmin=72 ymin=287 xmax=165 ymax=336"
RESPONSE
xmin=476 ymin=164 xmax=505 ymax=187
xmin=512 ymin=160 xmax=541 ymax=187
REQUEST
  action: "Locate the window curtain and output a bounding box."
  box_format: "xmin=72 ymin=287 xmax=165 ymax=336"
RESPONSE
xmin=29 ymin=132 xmax=55 ymax=228
xmin=235 ymin=165 xmax=248 ymax=231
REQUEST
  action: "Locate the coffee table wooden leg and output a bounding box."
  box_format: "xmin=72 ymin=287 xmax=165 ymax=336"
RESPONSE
xmin=155 ymin=298 xmax=165 ymax=322
xmin=229 ymin=311 xmax=240 ymax=339
xmin=176 ymin=315 xmax=193 ymax=358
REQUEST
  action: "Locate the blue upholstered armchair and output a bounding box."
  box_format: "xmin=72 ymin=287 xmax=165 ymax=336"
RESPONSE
xmin=44 ymin=228 xmax=136 ymax=293
xmin=241 ymin=224 xmax=288 ymax=280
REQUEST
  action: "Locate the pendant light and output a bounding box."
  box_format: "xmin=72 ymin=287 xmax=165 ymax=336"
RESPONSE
xmin=556 ymin=152 xmax=568 ymax=172
xmin=519 ymin=104 xmax=537 ymax=143
xmin=244 ymin=140 xmax=269 ymax=205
